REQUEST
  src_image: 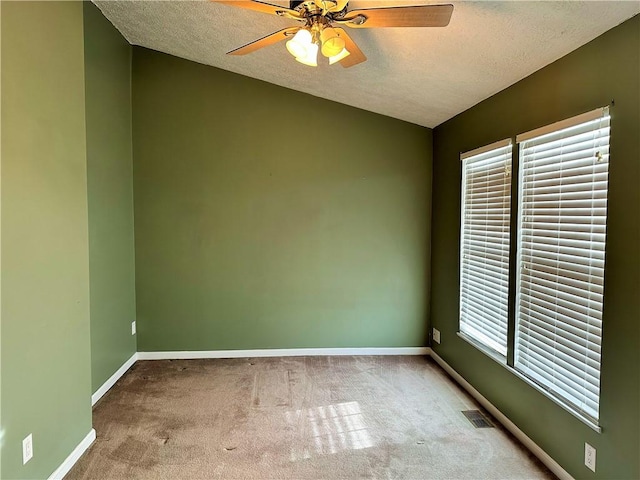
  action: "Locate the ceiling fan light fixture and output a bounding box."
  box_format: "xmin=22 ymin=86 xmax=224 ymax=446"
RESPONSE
xmin=295 ymin=42 xmax=319 ymax=67
xmin=286 ymin=28 xmax=313 ymax=59
xmin=224 ymin=2 xmax=454 ymax=69
xmin=329 ymin=47 xmax=350 ymax=65
xmin=320 ymin=27 xmax=345 ymax=57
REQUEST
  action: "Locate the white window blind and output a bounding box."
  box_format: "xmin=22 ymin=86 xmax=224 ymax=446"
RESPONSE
xmin=515 ymin=107 xmax=610 ymax=422
xmin=459 ymin=139 xmax=512 ymax=356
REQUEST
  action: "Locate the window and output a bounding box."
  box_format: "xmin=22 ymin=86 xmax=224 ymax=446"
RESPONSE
xmin=459 ymin=140 xmax=513 ymax=357
xmin=457 ymin=107 xmax=610 ymax=426
xmin=515 ymin=107 xmax=610 ymax=422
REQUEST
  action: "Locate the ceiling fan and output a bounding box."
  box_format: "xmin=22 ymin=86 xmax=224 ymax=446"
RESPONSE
xmin=214 ymin=1 xmax=454 ymax=68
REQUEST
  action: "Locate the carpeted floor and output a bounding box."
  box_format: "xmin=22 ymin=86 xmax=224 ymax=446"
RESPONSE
xmin=67 ymin=356 xmax=555 ymax=479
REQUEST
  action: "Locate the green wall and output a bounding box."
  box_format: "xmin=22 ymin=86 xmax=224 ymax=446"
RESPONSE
xmin=0 ymin=2 xmax=3 ymax=477
xmin=132 ymin=48 xmax=432 ymax=352
xmin=1 ymin=2 xmax=92 ymax=478
xmin=431 ymin=15 xmax=639 ymax=480
xmin=84 ymin=2 xmax=137 ymax=394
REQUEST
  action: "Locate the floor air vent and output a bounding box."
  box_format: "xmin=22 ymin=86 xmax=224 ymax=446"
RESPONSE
xmin=462 ymin=410 xmax=494 ymax=428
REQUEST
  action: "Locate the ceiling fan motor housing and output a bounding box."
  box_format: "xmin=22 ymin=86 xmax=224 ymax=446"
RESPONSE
xmin=290 ymin=1 xmax=348 ymax=17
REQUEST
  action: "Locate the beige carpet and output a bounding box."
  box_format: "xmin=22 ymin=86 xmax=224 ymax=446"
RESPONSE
xmin=67 ymin=356 xmax=555 ymax=479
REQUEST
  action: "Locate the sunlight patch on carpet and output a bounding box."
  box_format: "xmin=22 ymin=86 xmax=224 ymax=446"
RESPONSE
xmin=286 ymin=401 xmax=374 ymax=460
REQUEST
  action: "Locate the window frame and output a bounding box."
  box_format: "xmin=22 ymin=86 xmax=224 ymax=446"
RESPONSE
xmin=514 ymin=107 xmax=610 ymax=425
xmin=455 ymin=106 xmax=610 ymax=431
xmin=458 ymin=139 xmax=513 ymax=359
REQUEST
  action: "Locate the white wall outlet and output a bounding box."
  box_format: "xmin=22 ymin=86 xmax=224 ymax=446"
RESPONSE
xmin=22 ymin=434 xmax=33 ymax=465
xmin=131 ymin=321 xmax=137 ymax=335
xmin=585 ymin=442 xmax=596 ymax=472
xmin=433 ymin=328 xmax=441 ymax=344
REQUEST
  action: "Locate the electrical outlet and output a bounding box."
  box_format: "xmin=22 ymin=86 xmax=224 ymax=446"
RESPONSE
xmin=131 ymin=321 xmax=136 ymax=335
xmin=22 ymin=434 xmax=33 ymax=464
xmin=433 ymin=328 xmax=441 ymax=344
xmin=585 ymin=443 xmax=596 ymax=472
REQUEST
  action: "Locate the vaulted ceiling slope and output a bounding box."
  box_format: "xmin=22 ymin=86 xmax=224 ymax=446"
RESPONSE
xmin=94 ymin=1 xmax=639 ymax=128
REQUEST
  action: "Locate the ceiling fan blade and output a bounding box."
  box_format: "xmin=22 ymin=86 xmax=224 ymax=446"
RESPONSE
xmin=340 ymin=4 xmax=453 ymax=28
xmin=333 ymin=28 xmax=366 ymax=68
xmin=213 ymin=1 xmax=302 ymax=20
xmin=228 ymin=27 xmax=300 ymax=55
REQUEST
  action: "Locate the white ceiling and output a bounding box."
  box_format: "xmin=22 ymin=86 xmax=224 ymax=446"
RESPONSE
xmin=94 ymin=1 xmax=639 ymax=128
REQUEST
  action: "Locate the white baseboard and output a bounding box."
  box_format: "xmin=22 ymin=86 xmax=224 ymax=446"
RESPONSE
xmin=429 ymin=350 xmax=574 ymax=480
xmin=47 ymin=429 xmax=96 ymax=480
xmin=91 ymin=352 xmax=138 ymax=406
xmin=137 ymin=346 xmax=430 ymax=360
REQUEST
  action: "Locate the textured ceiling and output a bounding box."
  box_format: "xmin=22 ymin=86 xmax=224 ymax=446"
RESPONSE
xmin=94 ymin=1 xmax=639 ymax=128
